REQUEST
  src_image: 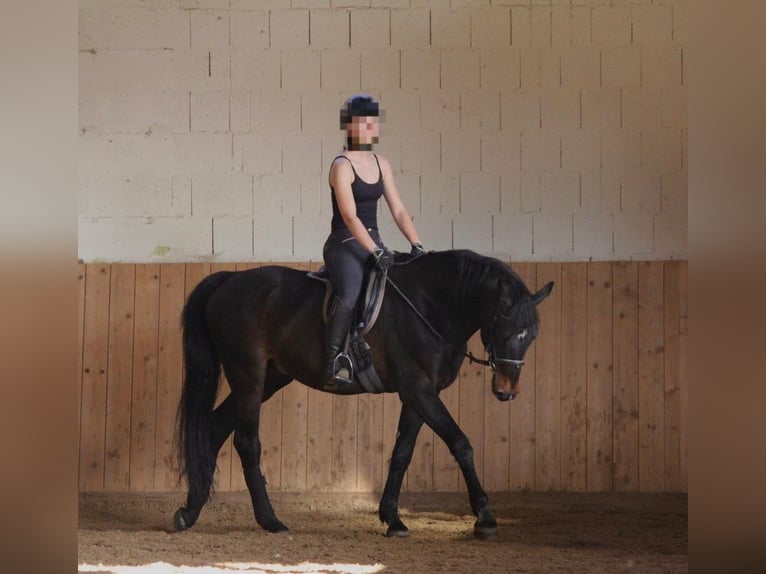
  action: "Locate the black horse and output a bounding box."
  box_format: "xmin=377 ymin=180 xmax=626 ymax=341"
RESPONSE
xmin=174 ymin=249 xmax=553 ymax=538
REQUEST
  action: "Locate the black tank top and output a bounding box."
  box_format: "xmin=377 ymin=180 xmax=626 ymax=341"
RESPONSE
xmin=330 ymin=155 xmax=384 ymax=232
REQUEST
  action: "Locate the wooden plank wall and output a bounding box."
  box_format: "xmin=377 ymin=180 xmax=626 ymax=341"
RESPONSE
xmin=77 ymin=261 xmax=688 ymax=494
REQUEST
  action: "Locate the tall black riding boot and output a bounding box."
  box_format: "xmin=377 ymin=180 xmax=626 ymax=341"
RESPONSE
xmin=324 ymin=297 xmax=355 ymax=386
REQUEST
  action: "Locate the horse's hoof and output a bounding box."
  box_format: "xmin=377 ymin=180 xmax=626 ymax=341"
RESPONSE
xmin=386 ymin=526 xmax=410 ymax=538
xmin=384 ymin=516 xmax=409 ymax=538
xmin=473 ymin=523 xmax=498 ymax=540
xmin=174 ymin=508 xmax=191 ymax=532
xmin=262 ymin=520 xmax=290 ymax=534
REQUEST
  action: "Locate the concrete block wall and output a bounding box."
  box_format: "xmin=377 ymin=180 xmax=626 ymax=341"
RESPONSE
xmin=78 ymin=0 xmax=687 ymax=262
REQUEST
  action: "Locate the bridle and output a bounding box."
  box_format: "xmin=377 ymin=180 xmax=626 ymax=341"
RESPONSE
xmin=385 ymin=275 xmax=525 ymax=374
xmin=480 ymin=313 xmax=525 ymax=373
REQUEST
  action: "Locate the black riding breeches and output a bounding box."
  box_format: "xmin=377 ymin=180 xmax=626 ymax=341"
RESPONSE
xmin=322 ymin=228 xmax=384 ymax=310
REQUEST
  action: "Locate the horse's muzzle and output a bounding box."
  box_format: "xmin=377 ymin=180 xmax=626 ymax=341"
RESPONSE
xmin=492 ymin=372 xmax=519 ymax=401
xmin=493 ymin=389 xmax=519 ymax=401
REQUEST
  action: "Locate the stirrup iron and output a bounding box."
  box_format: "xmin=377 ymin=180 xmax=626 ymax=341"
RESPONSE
xmin=331 ymin=352 xmax=354 ymax=385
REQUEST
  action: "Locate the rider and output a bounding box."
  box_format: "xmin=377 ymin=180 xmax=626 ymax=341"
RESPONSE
xmin=323 ymin=93 xmax=425 ymax=386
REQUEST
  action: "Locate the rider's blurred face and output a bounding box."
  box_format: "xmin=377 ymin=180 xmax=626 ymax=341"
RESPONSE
xmin=347 ymin=116 xmax=379 ymax=147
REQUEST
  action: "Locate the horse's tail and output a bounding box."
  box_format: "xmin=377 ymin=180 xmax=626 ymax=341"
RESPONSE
xmin=177 ymin=270 xmax=234 ymax=497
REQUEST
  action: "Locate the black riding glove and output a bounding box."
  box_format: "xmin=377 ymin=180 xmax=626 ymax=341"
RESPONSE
xmin=371 ymin=247 xmax=394 ymax=273
xmin=410 ymin=242 xmax=426 ymax=255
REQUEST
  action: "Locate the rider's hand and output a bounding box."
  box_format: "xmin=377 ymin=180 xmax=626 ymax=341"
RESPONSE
xmin=371 ymin=247 xmax=394 ymax=273
xmin=410 ymin=242 xmax=426 ymax=256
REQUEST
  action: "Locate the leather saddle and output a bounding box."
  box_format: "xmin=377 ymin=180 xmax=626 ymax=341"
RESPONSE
xmin=307 ymin=264 xmax=387 ymax=336
xmin=306 ymin=251 xmax=423 ymax=393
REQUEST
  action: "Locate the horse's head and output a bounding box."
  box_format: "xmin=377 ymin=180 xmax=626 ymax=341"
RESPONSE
xmin=481 ymin=281 xmax=554 ymax=401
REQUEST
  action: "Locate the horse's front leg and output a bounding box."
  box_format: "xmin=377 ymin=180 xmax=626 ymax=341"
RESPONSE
xmin=378 ymin=404 xmax=424 ymax=537
xmin=408 ymin=389 xmax=498 ymax=539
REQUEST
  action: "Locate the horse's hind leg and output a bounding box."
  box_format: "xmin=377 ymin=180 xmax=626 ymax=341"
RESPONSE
xmin=175 ymin=370 xmax=292 ymax=532
xmin=378 ymin=404 xmax=424 ymax=537
xmin=174 ymin=395 xmax=236 ymax=531
xmin=231 ymin=364 xmax=289 ymax=534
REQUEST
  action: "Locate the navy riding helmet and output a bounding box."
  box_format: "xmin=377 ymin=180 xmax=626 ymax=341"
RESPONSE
xmin=339 ymin=93 xmax=380 ymax=129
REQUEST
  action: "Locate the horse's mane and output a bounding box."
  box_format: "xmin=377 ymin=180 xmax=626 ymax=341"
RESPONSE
xmin=451 ymin=250 xmax=539 ymax=331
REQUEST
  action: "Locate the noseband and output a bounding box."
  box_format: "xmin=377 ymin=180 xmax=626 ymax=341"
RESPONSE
xmin=479 ymin=314 xmax=525 ymax=373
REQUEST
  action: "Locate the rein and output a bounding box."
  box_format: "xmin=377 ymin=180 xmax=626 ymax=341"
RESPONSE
xmin=384 ymin=273 xmax=524 ymax=372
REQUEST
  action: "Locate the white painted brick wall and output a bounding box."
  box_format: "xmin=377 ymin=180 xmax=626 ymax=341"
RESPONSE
xmin=213 ymin=216 xmax=254 ymax=261
xmin=78 ymin=1 xmax=686 ymax=262
xmin=421 ymin=173 xmax=460 ymax=216
xmin=560 ymin=47 xmax=600 ymax=90
xmin=480 ymin=48 xmax=521 ymax=92
xmin=401 ymin=131 xmax=441 ymax=173
xmin=540 ymin=91 xmax=580 ymax=130
xmin=481 ymin=131 xmax=521 ymax=173
xmin=321 ymin=50 xmax=362 ymax=91
xmin=270 ymin=10 xmax=310 ymax=49
xmin=78 ymin=216 xmax=213 ymax=262
xmin=401 ymin=49 xmax=440 ymax=89
xmin=193 ymin=174 xmax=253 ymax=217
xmin=361 ymin=49 xmax=400 ymax=90
xmin=230 ymin=50 xmax=281 ymax=91
xmin=541 ymin=170 xmax=581 ymax=213
xmin=521 ymin=129 xmax=560 ymax=172
xmin=421 ymin=92 xmax=460 ymax=132
xmin=533 ymin=212 xmax=573 ymax=259
xmin=80 ymin=6 xmax=189 ymax=51
xmin=80 ymin=175 xmax=191 ymax=218
xmin=350 ymin=9 xmax=391 ymax=48
xmin=253 ymin=214 xmax=294 ymax=260
xmin=454 ymin=213 xmax=493 ymax=254
xmin=561 ymin=129 xmax=600 ymax=173
xmin=573 ymin=210 xmax=613 ymax=259
xmin=230 ymin=11 xmax=270 ymax=50
xmin=292 ymin=215 xmax=328 ymax=260
xmin=581 ymin=89 xmax=621 ymax=129
xmin=551 ymin=6 xmax=591 ymax=48
xmin=311 ymin=9 xmax=350 ymax=49
xmin=520 ymin=48 xmax=561 ymax=90
xmin=492 ymin=213 xmax=533 ymax=260
xmin=441 ymin=50 xmax=480 ymax=91
xmin=500 ymin=174 xmax=521 ymax=214
xmin=251 ymin=91 xmax=302 ymax=133
xmin=472 ymin=8 xmax=511 ymax=48
xmin=602 ymin=46 xmax=641 ymax=88
xmin=191 ymin=11 xmax=230 ymax=48
xmin=431 ymin=9 xmax=471 ymax=49
xmin=391 ymin=9 xmax=430 ymax=49
xmin=460 ymin=173 xmax=500 ymax=215
xmin=441 ymin=131 xmax=481 ymax=173
xmin=614 ymin=211 xmax=654 ymax=256
xmin=191 ymin=92 xmax=230 ymax=132
xmin=281 ymin=50 xmax=321 ymax=91
xmin=501 ymin=92 xmax=540 ymax=131
xmin=591 ymin=6 xmax=631 ymax=47
xmin=622 ymin=87 xmax=662 ymax=130
xmin=632 ymin=5 xmax=674 ymax=46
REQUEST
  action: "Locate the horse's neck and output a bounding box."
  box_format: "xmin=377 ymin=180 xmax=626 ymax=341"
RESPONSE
xmin=403 ymin=250 xmax=500 ymax=344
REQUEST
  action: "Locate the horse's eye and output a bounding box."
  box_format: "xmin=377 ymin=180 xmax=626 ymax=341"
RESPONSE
xmin=517 ymin=329 xmax=528 ymax=341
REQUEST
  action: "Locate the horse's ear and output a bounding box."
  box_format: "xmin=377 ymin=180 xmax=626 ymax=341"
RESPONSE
xmin=532 ymin=281 xmax=554 ymax=305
